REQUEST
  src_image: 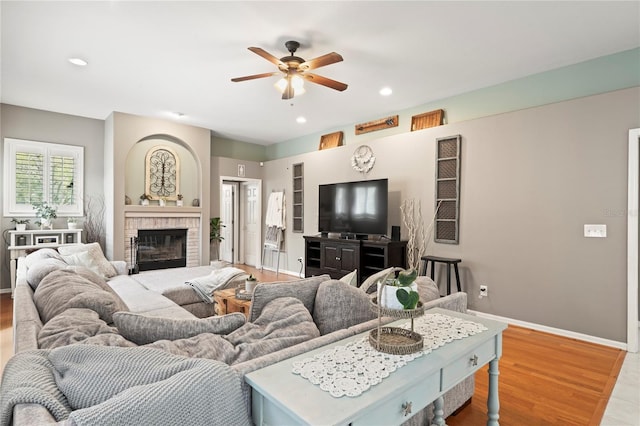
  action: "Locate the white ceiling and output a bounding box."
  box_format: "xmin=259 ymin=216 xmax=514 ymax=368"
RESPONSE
xmin=1 ymin=1 xmax=639 ymax=145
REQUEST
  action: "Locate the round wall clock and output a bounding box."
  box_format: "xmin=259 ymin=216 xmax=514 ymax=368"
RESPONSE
xmin=351 ymin=145 xmax=376 ymax=173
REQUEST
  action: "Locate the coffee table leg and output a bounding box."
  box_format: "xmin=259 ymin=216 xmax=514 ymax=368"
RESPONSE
xmin=487 ymin=359 xmax=500 ymax=426
xmin=431 ymin=396 xmax=445 ymax=426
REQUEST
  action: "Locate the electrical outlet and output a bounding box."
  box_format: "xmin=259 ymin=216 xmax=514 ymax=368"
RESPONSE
xmin=297 ymin=257 xmax=303 ymax=263
xmin=479 ymin=285 xmax=488 ymax=297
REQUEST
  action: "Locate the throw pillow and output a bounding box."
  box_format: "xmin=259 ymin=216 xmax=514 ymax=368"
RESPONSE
xmin=415 ymin=276 xmax=441 ymax=302
xmin=58 ymin=243 xmax=117 ymax=279
xmin=360 ymin=267 xmax=402 ymax=294
xmin=248 ymin=274 xmax=330 ymax=322
xmin=113 ymin=312 xmax=247 ymax=345
xmin=339 ymin=269 xmax=358 ymax=287
xmin=22 ymin=248 xmax=65 ymax=269
xmin=26 ymin=258 xmax=68 ymax=290
xmin=312 ymin=279 xmax=377 ymax=335
xmin=34 ymin=269 xmax=124 ymax=324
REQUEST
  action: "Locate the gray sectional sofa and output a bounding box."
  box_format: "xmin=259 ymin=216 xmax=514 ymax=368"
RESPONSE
xmin=3 ymin=245 xmax=472 ymax=425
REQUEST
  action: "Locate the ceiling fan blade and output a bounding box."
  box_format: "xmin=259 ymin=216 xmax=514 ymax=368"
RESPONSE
xmin=299 ymin=52 xmax=343 ymax=70
xmin=231 ymin=72 xmax=279 ymax=82
xmin=303 ymin=73 xmax=348 ymax=92
xmin=248 ymin=47 xmax=285 ymax=68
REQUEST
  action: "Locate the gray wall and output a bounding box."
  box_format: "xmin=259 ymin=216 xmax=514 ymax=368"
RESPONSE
xmin=0 ymin=104 xmax=105 ymax=290
xmin=261 ymin=87 xmax=639 ymax=343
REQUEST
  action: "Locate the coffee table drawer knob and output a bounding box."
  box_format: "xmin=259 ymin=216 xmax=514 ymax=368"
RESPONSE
xmin=402 ymin=401 xmax=412 ymax=416
xmin=470 ymin=354 xmax=479 ymax=366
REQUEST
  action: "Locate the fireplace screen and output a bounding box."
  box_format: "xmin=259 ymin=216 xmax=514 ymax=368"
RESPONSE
xmin=137 ymin=228 xmax=187 ymax=271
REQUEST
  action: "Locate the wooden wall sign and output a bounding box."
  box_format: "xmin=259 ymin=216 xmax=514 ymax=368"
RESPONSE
xmin=411 ymin=109 xmax=444 ymax=131
xmin=355 ymin=115 xmax=399 ymax=135
xmin=318 ymin=131 xmax=344 ymax=150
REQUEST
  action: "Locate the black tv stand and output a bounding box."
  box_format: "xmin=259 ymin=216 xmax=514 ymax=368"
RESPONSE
xmin=303 ymin=236 xmax=407 ymax=285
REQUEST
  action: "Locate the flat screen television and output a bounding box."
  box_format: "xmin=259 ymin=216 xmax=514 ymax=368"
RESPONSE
xmin=318 ymin=178 xmax=388 ymax=236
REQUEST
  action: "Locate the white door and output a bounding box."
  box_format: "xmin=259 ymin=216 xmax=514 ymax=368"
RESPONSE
xmin=242 ymin=182 xmax=260 ymax=266
xmin=219 ymin=183 xmax=235 ymax=263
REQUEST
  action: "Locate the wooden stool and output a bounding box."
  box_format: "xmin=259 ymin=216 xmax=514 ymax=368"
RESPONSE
xmin=420 ymin=256 xmax=462 ymax=295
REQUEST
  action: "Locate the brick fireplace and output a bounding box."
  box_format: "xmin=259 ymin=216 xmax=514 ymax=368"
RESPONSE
xmin=124 ymin=210 xmax=201 ymax=271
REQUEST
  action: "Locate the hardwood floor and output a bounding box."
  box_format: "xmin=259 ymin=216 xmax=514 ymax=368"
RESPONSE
xmin=447 ymin=326 xmax=625 ymax=426
xmin=0 ymin=266 xmax=625 ymax=425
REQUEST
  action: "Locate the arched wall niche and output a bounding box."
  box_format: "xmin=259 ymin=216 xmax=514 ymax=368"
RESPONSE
xmin=125 ymin=134 xmax=201 ymax=206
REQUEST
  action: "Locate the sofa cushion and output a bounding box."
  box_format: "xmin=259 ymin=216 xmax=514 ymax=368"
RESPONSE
xmin=113 ymin=312 xmax=247 ymax=345
xmin=312 ymin=279 xmax=377 ymax=335
xmin=58 ymin=243 xmax=117 ymax=279
xmin=248 ymin=274 xmax=329 ymax=322
xmin=26 ymin=258 xmax=68 ymax=290
xmin=34 ymin=270 xmax=125 ymax=324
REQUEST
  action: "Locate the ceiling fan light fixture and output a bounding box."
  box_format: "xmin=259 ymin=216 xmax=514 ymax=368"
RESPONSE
xmin=275 ymin=74 xmax=306 ymax=97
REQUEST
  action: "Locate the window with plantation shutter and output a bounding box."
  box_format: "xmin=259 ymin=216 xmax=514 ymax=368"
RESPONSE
xmin=3 ymin=138 xmax=84 ymax=217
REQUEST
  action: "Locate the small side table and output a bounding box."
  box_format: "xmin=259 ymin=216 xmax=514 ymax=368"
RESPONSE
xmin=420 ymin=256 xmax=462 ymax=295
xmin=213 ymin=288 xmax=252 ymax=319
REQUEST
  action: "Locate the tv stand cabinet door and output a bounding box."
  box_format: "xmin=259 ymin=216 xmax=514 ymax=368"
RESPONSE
xmin=321 ymin=241 xmax=359 ymax=278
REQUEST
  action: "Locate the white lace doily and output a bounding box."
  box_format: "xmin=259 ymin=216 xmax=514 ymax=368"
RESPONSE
xmin=292 ymin=313 xmax=487 ymax=398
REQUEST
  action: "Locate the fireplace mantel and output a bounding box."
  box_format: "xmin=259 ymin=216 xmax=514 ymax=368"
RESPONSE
xmin=124 ymin=206 xmax=202 ymax=216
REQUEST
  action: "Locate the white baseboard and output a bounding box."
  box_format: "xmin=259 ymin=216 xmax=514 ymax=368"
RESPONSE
xmin=468 ymin=310 xmax=628 ymax=351
xmin=259 ymin=266 xmax=303 ymax=279
xmin=0 ymin=288 xmax=12 ymax=294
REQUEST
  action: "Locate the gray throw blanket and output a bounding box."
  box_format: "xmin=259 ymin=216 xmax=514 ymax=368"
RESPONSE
xmin=146 ymin=296 xmax=320 ymax=364
xmin=0 ymin=345 xmax=251 ymax=426
xmin=184 ymin=267 xmax=247 ymax=303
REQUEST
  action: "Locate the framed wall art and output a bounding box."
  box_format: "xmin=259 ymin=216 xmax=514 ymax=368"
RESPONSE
xmin=145 ymin=146 xmax=180 ymax=200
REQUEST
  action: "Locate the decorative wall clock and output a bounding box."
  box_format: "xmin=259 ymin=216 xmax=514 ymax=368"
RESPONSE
xmin=351 ymin=145 xmax=376 ymax=174
xmin=145 ymin=146 xmax=180 ymax=200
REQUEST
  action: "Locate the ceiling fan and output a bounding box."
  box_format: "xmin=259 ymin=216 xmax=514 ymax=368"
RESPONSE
xmin=231 ymin=40 xmax=348 ymax=100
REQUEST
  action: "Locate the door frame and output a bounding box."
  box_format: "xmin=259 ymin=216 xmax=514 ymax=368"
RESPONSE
xmin=220 ymin=176 xmax=262 ymax=268
xmin=627 ymin=128 xmax=639 ymax=353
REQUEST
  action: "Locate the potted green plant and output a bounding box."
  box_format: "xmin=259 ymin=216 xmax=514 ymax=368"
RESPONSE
xmin=140 ymin=194 xmax=150 ymax=206
xmin=377 ymin=269 xmax=420 ymax=310
xmin=32 ymin=202 xmax=57 ymax=229
xmin=245 ymin=274 xmax=258 ymax=293
xmin=176 ymin=194 xmax=184 ymax=207
xmin=11 ymin=218 xmax=30 ymax=231
xmin=209 ymin=217 xmax=225 ymax=261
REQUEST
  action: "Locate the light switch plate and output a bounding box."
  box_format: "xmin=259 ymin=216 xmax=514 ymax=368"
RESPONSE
xmin=584 ymin=224 xmax=607 ymax=238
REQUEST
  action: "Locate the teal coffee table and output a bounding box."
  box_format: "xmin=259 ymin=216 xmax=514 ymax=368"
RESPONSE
xmin=245 ymin=308 xmax=508 ymax=426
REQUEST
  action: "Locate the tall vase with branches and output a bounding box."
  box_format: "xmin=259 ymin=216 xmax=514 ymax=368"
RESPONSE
xmin=84 ymin=195 xmax=105 ymax=250
xmin=400 ymin=199 xmax=442 ymax=271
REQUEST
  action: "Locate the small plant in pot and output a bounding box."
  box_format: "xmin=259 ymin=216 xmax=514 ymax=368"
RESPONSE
xmin=67 ymin=217 xmax=78 ymax=229
xmin=176 ymin=194 xmax=184 ymax=207
xmin=245 ymin=274 xmax=258 ymax=293
xmin=32 ymin=202 xmax=57 ymax=229
xmin=11 ymin=218 xmax=30 ymax=231
xmin=377 ymin=269 xmax=420 ymax=310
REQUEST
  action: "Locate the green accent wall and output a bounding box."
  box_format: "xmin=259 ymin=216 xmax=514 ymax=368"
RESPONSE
xmin=215 ymin=47 xmax=640 ymax=161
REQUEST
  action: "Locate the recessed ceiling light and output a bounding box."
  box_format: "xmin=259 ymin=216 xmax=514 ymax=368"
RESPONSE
xmin=68 ymin=57 xmax=88 ymax=67
xmin=379 ymin=87 xmax=393 ymax=96
xmin=296 ymin=116 xmax=307 ymax=124
xmin=170 ymin=112 xmax=186 ymax=119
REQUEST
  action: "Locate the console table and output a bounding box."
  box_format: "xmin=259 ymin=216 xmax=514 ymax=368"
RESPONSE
xmin=7 ymin=228 xmax=83 ymax=296
xmin=245 ymin=308 xmax=507 ymax=426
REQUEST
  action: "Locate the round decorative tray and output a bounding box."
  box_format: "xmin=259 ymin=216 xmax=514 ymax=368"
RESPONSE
xmin=234 ymin=287 xmax=253 ymax=300
xmin=369 ymin=297 xmax=425 ymax=318
xmin=369 ymin=326 xmax=424 ymax=355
